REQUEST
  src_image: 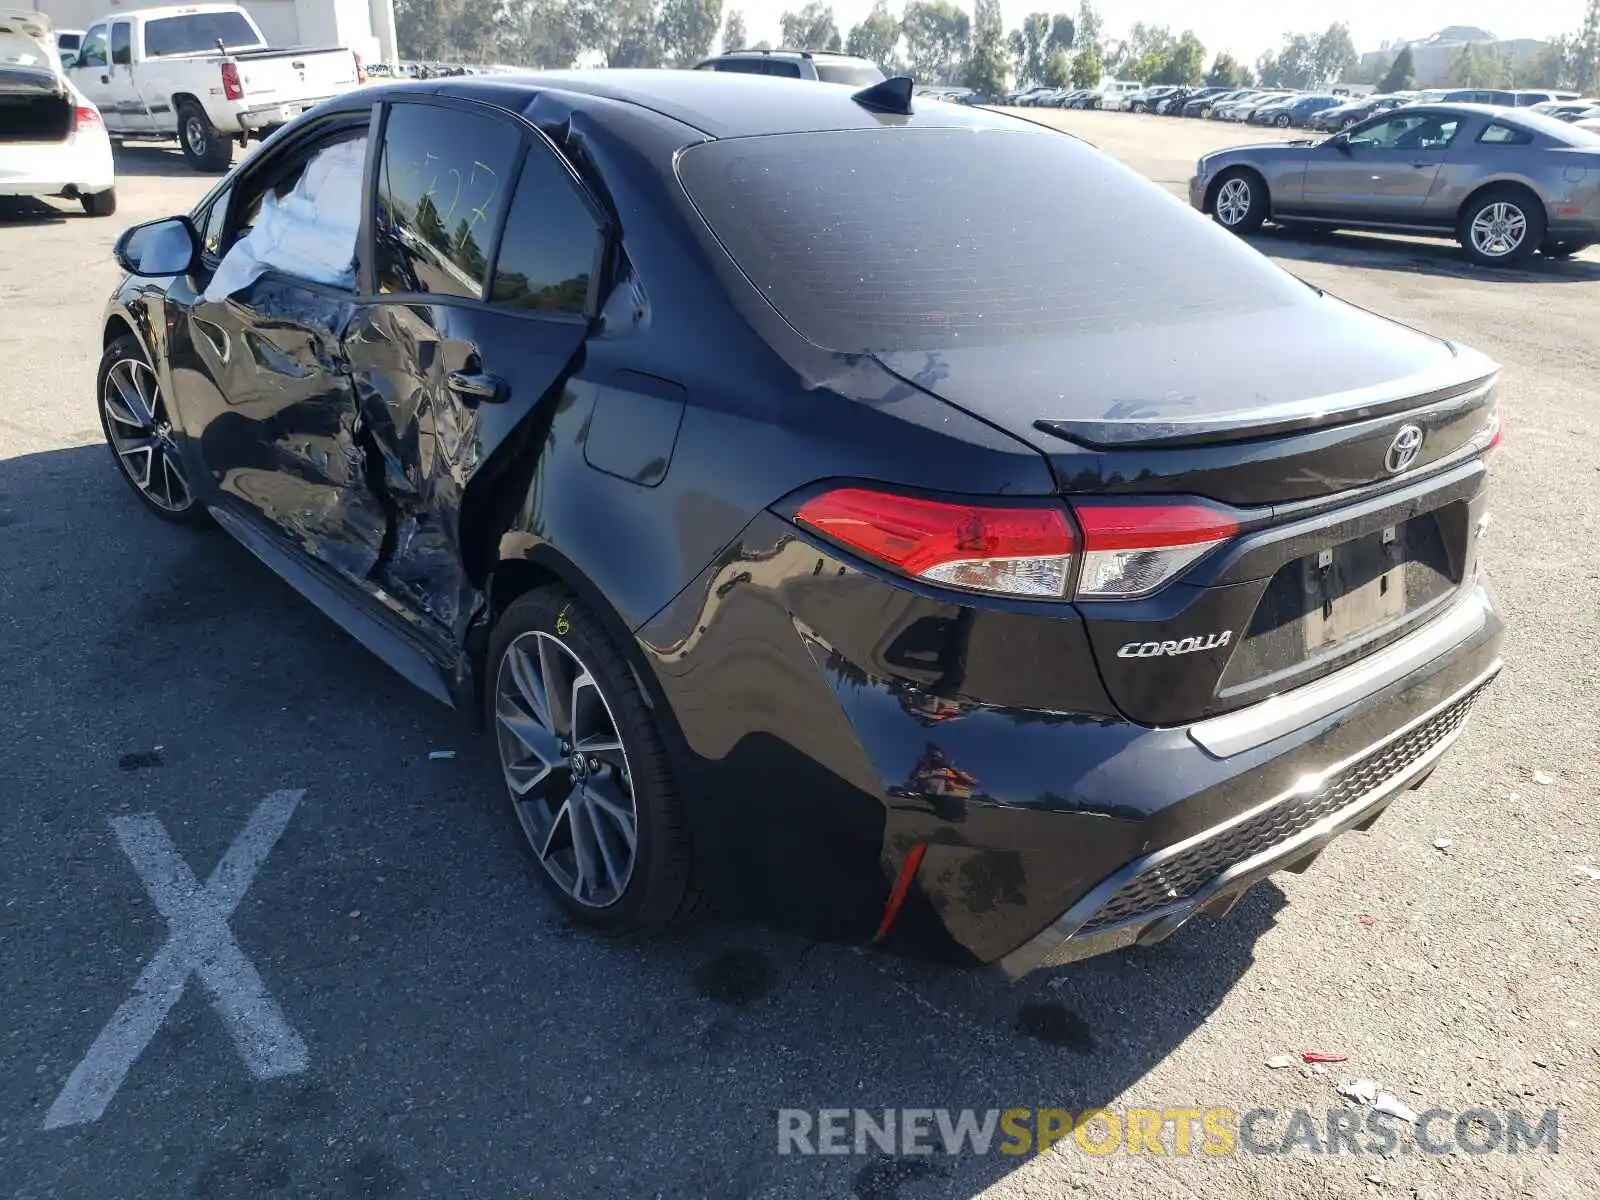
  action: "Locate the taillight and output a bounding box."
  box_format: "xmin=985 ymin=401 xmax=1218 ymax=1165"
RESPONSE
xmin=1071 ymin=499 xmax=1239 ymax=600
xmin=72 ymin=104 xmax=102 ymax=133
xmin=353 ymin=51 xmax=366 ymax=84
xmin=221 ymin=61 xmax=244 ymax=100
xmin=793 ymin=488 xmax=1240 ymax=601
xmin=794 ymin=488 xmax=1078 ymax=599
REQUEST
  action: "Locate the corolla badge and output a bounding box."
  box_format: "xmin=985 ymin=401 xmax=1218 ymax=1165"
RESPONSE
xmin=1385 ymin=424 xmax=1424 ymax=474
xmin=1117 ymin=631 xmax=1232 ymax=659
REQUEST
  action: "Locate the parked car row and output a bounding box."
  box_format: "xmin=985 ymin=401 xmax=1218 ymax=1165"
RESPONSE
xmin=1016 ymin=80 xmax=1596 ymax=135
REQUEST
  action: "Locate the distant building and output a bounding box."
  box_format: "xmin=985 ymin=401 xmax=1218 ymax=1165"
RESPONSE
xmin=1356 ymin=26 xmax=1548 ymax=87
xmin=27 ymin=0 xmax=399 ymax=65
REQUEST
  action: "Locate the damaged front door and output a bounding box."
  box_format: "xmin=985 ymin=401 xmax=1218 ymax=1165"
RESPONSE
xmin=173 ymin=120 xmax=385 ymax=583
xmin=342 ymin=97 xmax=606 ymax=640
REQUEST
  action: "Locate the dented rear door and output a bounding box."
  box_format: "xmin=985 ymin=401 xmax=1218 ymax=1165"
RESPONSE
xmin=341 ymin=96 xmax=605 ymax=639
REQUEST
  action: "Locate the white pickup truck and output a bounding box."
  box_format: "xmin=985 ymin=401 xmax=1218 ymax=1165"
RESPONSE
xmin=65 ymin=4 xmax=363 ymax=172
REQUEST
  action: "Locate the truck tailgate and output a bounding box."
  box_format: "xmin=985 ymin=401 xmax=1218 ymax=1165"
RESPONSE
xmin=233 ymin=47 xmax=358 ymax=104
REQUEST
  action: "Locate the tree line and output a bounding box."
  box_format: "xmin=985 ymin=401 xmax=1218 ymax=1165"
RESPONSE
xmin=395 ymin=1 xmax=1598 ymax=98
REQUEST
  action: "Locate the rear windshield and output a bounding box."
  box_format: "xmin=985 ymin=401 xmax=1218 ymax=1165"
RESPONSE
xmin=144 ymin=12 xmax=259 ymax=56
xmin=814 ymin=61 xmax=884 ymax=86
xmin=677 ymin=126 xmax=1302 ymax=354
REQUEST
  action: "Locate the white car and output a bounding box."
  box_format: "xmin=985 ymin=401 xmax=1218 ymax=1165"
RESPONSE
xmin=0 ymin=9 xmax=115 ymax=216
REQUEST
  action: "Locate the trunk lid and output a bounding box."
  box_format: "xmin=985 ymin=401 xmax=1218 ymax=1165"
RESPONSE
xmin=871 ymin=293 xmax=1499 ymax=506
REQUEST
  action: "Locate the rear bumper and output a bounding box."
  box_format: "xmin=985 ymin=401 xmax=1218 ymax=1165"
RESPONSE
xmin=235 ymin=97 xmax=340 ymax=132
xmin=0 ymin=136 xmax=114 ymax=195
xmin=997 ymin=651 xmax=1499 ymax=976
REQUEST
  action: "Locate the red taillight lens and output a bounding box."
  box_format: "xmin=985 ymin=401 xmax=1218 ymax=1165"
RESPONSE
xmin=795 ymin=487 xmax=1078 ymax=598
xmin=221 ymin=61 xmax=244 ymax=100
xmin=353 ymin=51 xmax=366 ymax=84
xmin=73 ymin=104 xmax=102 ymax=132
xmin=1070 ymin=500 xmax=1239 ymax=600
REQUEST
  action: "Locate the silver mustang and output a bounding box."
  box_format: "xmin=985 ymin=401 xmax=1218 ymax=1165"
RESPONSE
xmin=1190 ymin=103 xmax=1600 ymax=265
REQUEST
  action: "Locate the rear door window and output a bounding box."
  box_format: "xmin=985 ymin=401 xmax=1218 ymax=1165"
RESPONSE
xmin=764 ymin=60 xmax=803 ymax=77
xmin=488 ymin=143 xmax=604 ymax=315
xmin=373 ymin=101 xmax=521 ymax=299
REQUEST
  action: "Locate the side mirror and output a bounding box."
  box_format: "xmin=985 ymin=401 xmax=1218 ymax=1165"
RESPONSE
xmin=1327 ymin=132 xmax=1352 ymax=154
xmin=60 ymin=52 xmax=78 ymax=69
xmin=115 ymin=217 xmax=200 ymax=277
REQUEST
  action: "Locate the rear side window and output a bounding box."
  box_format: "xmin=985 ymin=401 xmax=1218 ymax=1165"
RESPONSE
xmin=678 ymin=127 xmax=1304 ymax=354
xmin=709 ymin=58 xmax=766 ymax=74
xmin=764 ymin=60 xmax=802 ymax=77
xmin=144 ymin=12 xmax=260 ymax=56
xmin=110 ymin=23 xmax=131 ymax=66
xmin=1479 ymin=122 xmax=1532 ymax=145
xmin=373 ymin=102 xmax=520 ymax=299
xmin=489 ymin=145 xmax=602 ymax=315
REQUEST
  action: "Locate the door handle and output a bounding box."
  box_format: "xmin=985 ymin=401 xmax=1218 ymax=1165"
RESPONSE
xmin=101 ymin=74 xmax=110 ymax=84
xmin=1411 ymin=160 xmax=1433 ymax=168
xmin=446 ymin=370 xmax=505 ymax=405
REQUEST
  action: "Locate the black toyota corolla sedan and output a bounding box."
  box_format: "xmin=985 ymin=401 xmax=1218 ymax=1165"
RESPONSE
xmin=96 ymin=71 xmax=1505 ymax=975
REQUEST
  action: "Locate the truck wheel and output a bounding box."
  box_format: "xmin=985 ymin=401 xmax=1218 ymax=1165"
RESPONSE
xmin=178 ymin=102 xmax=233 ymax=173
xmin=81 ymin=188 xmax=117 ymax=217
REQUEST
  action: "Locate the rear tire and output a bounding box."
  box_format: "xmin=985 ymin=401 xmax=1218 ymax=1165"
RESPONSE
xmin=486 ymin=587 xmax=703 ymax=936
xmin=1275 ymin=112 xmax=1292 ymax=128
xmin=1457 ymin=186 xmax=1543 ymax=268
xmin=81 ymin=188 xmax=117 ymax=217
xmin=1209 ymin=168 xmax=1267 ymax=235
xmin=178 ymin=101 xmax=233 ymax=173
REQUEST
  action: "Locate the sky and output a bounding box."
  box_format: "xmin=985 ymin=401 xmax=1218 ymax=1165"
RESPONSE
xmin=729 ymin=0 xmax=1590 ymax=65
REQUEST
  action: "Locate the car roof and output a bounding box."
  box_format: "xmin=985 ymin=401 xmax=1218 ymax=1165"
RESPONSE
xmin=701 ymin=48 xmax=872 ymax=63
xmin=363 ymin=70 xmax=1026 ymax=140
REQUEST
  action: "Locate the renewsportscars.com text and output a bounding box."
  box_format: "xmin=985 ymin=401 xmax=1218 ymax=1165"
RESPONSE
xmin=776 ymin=1106 xmax=1560 ymax=1158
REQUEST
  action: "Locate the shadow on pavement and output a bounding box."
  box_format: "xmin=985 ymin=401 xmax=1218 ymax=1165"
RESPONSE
xmin=1249 ymin=224 xmax=1600 ymax=283
xmin=112 ymin=142 xmax=220 ymax=179
xmin=1 ymin=443 xmax=1284 ymax=1199
xmin=0 ymin=196 xmax=74 ymax=225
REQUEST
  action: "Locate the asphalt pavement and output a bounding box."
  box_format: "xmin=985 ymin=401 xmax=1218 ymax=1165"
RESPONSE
xmin=0 ymin=121 xmax=1596 ymax=1199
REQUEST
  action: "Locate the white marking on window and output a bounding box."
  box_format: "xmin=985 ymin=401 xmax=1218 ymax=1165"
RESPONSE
xmin=43 ymin=790 xmax=309 ymax=1130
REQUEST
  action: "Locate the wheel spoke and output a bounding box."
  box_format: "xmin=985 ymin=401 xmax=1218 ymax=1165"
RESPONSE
xmin=539 ymin=792 xmax=574 ymax=861
xmin=505 ymin=641 xmax=555 ymax=731
xmin=496 ymin=707 xmax=562 ymax=767
xmin=537 ymin=635 xmax=575 ymax=736
xmin=566 ymin=793 xmax=599 ymax=900
xmin=104 ymin=377 xmax=148 ymax=430
xmin=581 ymin=791 xmax=627 ymax=890
xmin=586 ymin=775 xmax=637 ymax=853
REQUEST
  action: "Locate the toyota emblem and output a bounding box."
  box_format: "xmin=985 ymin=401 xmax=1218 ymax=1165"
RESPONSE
xmin=1385 ymin=424 xmax=1424 ymax=474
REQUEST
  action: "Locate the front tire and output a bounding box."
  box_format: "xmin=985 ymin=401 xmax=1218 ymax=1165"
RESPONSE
xmin=97 ymin=334 xmax=207 ymax=525
xmin=1210 ymin=169 xmax=1267 ymax=235
xmin=178 ymin=101 xmax=233 ymax=173
xmin=1458 ymin=187 xmax=1543 ymax=267
xmin=486 ymin=587 xmax=701 ymax=935
xmin=81 ymin=188 xmax=117 ymax=217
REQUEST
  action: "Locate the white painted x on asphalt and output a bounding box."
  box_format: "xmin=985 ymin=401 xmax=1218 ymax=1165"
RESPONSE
xmin=44 ymin=789 xmax=309 ymax=1130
